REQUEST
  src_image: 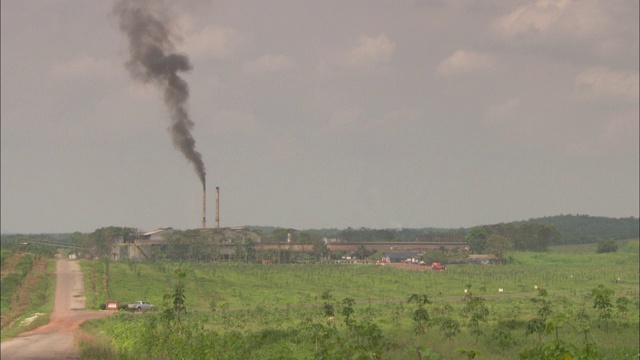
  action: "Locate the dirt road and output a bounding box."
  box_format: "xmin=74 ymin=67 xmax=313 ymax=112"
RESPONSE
xmin=1 ymin=259 xmax=112 ymax=359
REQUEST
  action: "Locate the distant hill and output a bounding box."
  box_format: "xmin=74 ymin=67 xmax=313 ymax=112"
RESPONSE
xmin=246 ymin=215 xmax=639 ymax=245
xmin=522 ymin=215 xmax=639 ymax=245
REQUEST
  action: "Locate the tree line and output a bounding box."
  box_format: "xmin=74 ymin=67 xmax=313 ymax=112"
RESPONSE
xmin=525 ymin=214 xmax=638 ymax=245
xmin=2 ymin=214 xmax=635 ymax=260
xmin=465 ymin=222 xmax=560 ymax=259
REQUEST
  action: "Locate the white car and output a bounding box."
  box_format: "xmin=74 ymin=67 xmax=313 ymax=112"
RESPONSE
xmin=128 ymin=301 xmax=154 ymax=311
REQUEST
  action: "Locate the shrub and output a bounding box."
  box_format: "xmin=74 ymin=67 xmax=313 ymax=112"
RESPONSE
xmin=595 ymin=239 xmax=618 ymax=253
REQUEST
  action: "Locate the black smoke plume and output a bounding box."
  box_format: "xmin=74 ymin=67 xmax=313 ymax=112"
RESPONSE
xmin=114 ymin=0 xmax=206 ymax=190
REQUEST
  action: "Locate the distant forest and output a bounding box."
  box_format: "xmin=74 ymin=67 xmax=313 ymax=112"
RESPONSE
xmin=1 ymin=215 xmax=637 ymax=251
xmin=245 ymin=226 xmax=466 ymax=243
xmin=520 ymin=214 xmax=639 ymax=245
xmin=250 ymin=215 xmax=638 ymax=245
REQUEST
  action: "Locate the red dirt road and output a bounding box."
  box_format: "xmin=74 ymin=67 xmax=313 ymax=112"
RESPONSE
xmin=1 ymin=260 xmax=112 ymax=359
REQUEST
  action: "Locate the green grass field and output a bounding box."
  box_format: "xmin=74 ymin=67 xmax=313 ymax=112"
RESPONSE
xmin=85 ymin=246 xmax=638 ymax=311
xmin=78 ymin=241 xmax=639 ymax=359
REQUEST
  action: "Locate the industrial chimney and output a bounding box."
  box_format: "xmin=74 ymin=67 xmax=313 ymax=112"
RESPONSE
xmin=202 ymin=186 xmax=206 ymax=229
xmin=215 ymin=186 xmax=220 ymax=228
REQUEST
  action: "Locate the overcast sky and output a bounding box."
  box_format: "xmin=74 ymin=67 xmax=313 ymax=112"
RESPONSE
xmin=2 ymin=0 xmax=638 ymax=234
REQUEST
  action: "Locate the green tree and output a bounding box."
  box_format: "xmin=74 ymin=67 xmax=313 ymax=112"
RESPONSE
xmin=69 ymin=231 xmax=89 ymax=256
xmin=232 ymin=236 xmax=245 ymax=261
xmin=312 ymin=238 xmax=328 ymax=261
xmin=297 ymin=232 xmax=312 ymax=244
xmin=537 ymin=224 xmax=559 ymax=251
xmin=485 ymin=222 xmax=558 ymax=252
xmin=485 ymin=234 xmax=512 ymax=262
xmin=69 ymin=231 xmax=87 ymax=247
xmin=186 ymin=230 xmax=208 ymax=261
xmin=354 ymin=244 xmax=369 ymax=260
xmin=268 ymin=228 xmax=289 ymax=243
xmin=88 ymin=226 xmax=137 ymax=258
xmin=465 ymin=227 xmax=488 ymax=254
xmin=244 ymin=237 xmax=256 ymax=261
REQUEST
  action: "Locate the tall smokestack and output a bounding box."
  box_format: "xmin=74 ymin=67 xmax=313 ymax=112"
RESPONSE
xmin=215 ymin=186 xmax=220 ymax=228
xmin=202 ymin=185 xmax=206 ymax=229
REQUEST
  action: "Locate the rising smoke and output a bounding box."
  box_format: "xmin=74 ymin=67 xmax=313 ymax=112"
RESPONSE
xmin=113 ymin=0 xmax=206 ymax=190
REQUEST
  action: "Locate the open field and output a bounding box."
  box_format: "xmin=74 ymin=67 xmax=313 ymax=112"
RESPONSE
xmin=77 ymin=241 xmax=639 ymax=359
xmin=80 ymin=244 xmax=639 ymax=311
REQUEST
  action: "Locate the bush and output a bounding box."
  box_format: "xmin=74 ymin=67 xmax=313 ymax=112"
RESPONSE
xmin=596 ymin=239 xmax=618 ymax=253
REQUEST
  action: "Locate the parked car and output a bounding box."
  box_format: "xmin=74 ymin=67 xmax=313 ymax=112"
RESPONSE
xmin=127 ymin=301 xmax=154 ymax=311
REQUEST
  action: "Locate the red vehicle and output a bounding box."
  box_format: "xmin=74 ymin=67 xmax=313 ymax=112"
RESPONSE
xmin=431 ymin=262 xmax=446 ymax=270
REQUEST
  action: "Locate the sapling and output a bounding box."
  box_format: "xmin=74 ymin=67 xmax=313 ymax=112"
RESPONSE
xmin=162 ymin=269 xmax=187 ymax=323
xmin=320 ymin=290 xmax=335 ymax=318
xmin=432 ymin=303 xmax=460 ymax=341
xmin=525 ymin=312 xmax=579 ymax=359
xmin=591 ymin=284 xmax=614 ymax=330
xmin=575 ymin=307 xmax=601 ymax=359
xmin=340 ymin=297 xmax=355 ymax=327
xmin=408 ymin=293 xmax=432 ymax=335
xmin=534 ymin=297 xmax=552 ymax=319
xmin=490 ymin=325 xmax=516 ymax=350
xmin=615 ymin=296 xmax=632 ymax=316
xmin=438 ymin=317 xmax=461 ymax=341
xmin=462 ymin=285 xmax=489 ymax=344
xmin=525 ymin=318 xmax=546 ymax=344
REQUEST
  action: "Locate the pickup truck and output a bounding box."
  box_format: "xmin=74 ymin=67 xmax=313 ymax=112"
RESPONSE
xmin=127 ymin=301 xmax=154 ymax=311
